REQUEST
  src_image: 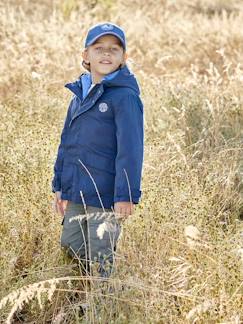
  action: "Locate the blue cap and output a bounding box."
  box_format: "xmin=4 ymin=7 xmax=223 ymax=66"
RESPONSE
xmin=84 ymin=22 xmax=126 ymax=50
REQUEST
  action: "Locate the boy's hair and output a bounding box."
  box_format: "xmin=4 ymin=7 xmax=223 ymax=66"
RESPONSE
xmin=82 ymin=59 xmax=91 ymax=72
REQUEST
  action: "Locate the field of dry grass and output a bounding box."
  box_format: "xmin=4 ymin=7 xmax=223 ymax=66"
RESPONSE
xmin=1 ymin=0 xmax=243 ymax=322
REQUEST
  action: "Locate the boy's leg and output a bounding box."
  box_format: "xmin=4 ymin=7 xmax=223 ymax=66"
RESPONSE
xmin=60 ymin=201 xmax=88 ymax=265
xmin=86 ymin=206 xmax=121 ymax=278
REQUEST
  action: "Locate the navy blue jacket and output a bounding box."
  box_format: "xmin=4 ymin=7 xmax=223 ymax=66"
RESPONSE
xmin=52 ymin=64 xmax=144 ymax=209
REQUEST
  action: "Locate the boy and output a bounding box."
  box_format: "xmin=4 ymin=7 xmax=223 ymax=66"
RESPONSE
xmin=52 ymin=22 xmax=144 ymax=277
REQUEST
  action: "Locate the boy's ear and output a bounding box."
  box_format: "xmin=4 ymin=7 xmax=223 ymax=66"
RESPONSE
xmin=82 ymin=49 xmax=89 ymax=64
xmin=123 ymin=53 xmax=128 ymax=64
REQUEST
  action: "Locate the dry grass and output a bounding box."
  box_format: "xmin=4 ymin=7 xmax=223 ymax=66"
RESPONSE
xmin=1 ymin=0 xmax=243 ymax=322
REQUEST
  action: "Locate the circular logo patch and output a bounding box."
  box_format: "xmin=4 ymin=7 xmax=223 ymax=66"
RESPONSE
xmin=99 ymin=102 xmax=108 ymax=112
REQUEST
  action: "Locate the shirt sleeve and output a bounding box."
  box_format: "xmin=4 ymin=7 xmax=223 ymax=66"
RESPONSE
xmin=51 ymin=98 xmax=73 ymax=193
xmin=113 ymin=92 xmax=144 ymax=204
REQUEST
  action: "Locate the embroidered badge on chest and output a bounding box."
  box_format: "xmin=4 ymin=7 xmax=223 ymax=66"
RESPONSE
xmin=98 ymin=102 xmax=109 ymax=112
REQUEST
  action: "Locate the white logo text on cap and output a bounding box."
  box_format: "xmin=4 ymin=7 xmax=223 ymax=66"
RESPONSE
xmin=101 ymin=24 xmax=114 ymax=31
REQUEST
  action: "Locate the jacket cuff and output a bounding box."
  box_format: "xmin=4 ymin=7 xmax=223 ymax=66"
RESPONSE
xmin=52 ymin=177 xmax=61 ymax=193
xmin=114 ymin=189 xmax=142 ymax=204
xmin=114 ymin=196 xmax=140 ymax=204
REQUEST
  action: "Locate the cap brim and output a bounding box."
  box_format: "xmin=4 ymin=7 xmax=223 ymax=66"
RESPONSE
xmin=86 ymin=32 xmax=126 ymax=48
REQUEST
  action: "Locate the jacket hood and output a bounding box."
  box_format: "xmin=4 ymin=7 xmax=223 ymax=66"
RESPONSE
xmin=102 ymin=64 xmax=140 ymax=95
xmin=68 ymin=64 xmax=140 ymax=100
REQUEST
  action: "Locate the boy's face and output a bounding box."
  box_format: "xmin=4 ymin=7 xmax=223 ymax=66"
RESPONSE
xmin=82 ymin=34 xmax=127 ymax=83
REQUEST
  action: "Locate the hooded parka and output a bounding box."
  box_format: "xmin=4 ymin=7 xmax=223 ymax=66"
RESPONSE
xmin=52 ymin=64 xmax=144 ymax=209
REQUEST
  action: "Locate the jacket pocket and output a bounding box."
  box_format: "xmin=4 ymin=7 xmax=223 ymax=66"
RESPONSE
xmin=77 ymin=162 xmax=115 ymax=197
xmin=81 ymin=151 xmax=115 ymax=175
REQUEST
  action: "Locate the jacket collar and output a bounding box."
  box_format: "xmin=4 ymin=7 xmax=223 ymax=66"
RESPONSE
xmin=65 ymin=64 xmax=140 ymax=102
xmin=65 ymin=65 xmax=140 ymax=127
xmin=81 ymin=69 xmax=120 ymax=101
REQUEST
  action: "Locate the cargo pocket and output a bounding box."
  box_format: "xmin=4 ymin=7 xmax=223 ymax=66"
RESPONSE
xmin=88 ymin=217 xmax=120 ymax=262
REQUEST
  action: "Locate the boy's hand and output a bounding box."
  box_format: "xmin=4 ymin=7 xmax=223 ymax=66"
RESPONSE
xmin=114 ymin=201 xmax=134 ymax=219
xmin=53 ymin=191 xmax=68 ymax=216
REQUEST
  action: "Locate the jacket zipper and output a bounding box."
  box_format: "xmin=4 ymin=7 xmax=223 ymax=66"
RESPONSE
xmin=68 ymin=84 xmax=103 ymax=127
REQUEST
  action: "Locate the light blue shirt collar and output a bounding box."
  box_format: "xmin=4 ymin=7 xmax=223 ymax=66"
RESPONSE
xmin=81 ymin=69 xmax=120 ymax=100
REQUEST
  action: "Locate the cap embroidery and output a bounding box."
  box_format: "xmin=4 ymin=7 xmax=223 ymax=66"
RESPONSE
xmin=101 ymin=24 xmax=114 ymax=31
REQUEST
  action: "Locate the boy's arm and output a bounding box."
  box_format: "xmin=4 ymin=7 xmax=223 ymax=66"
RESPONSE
xmin=51 ymin=99 xmax=73 ymax=193
xmin=113 ymin=92 xmax=144 ymax=204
